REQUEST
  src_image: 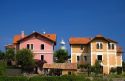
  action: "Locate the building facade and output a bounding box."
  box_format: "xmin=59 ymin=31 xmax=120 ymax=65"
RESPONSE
xmin=5 ymin=31 xmax=56 ymax=64
xmin=69 ymin=35 xmax=123 ymax=74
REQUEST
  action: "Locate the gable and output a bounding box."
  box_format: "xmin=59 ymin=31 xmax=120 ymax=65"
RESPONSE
xmin=17 ymin=32 xmax=56 ymax=45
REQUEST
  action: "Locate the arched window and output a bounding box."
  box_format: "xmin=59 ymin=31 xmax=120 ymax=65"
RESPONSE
xmin=112 ymin=44 xmax=114 ymax=49
xmin=100 ymin=43 xmax=103 ymax=49
xmin=96 ymin=42 xmax=103 ymax=49
xmin=96 ymin=43 xmax=100 ymax=49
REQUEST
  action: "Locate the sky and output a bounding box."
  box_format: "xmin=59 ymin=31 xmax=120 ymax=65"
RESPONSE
xmin=0 ymin=0 xmax=125 ymax=59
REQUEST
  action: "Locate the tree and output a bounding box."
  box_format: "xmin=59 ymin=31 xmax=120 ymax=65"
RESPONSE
xmin=16 ymin=49 xmax=35 ymax=73
xmin=0 ymin=60 xmax=6 ymax=75
xmin=93 ymin=60 xmax=102 ymax=76
xmin=54 ymin=49 xmax=68 ymax=63
xmin=5 ymin=48 xmax=15 ymax=65
xmin=0 ymin=51 xmax=5 ymax=60
xmin=122 ymin=61 xmax=125 ymax=72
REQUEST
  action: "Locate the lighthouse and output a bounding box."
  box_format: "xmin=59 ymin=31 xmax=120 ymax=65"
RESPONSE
xmin=60 ymin=39 xmax=66 ymax=50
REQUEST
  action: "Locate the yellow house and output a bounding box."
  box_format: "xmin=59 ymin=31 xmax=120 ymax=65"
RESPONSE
xmin=69 ymin=35 xmax=123 ymax=74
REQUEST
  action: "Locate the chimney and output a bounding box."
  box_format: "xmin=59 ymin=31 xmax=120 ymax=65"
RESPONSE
xmin=21 ymin=31 xmax=25 ymax=38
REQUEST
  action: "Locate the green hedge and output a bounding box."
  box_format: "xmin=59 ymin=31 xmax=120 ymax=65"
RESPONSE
xmin=0 ymin=76 xmax=28 ymax=81
xmin=0 ymin=76 xmax=90 ymax=81
xmin=29 ymin=76 xmax=90 ymax=81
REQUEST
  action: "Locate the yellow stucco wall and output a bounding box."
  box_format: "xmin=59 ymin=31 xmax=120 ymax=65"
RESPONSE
xmin=103 ymin=66 xmax=109 ymax=74
xmin=71 ymin=38 xmax=122 ymax=74
xmin=117 ymin=54 xmax=122 ymax=66
xmin=91 ymin=39 xmax=107 ymax=52
xmin=72 ymin=45 xmax=88 ymax=53
xmin=109 ymin=54 xmax=116 ymax=66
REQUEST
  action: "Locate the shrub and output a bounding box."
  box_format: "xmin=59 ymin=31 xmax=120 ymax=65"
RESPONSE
xmin=110 ymin=67 xmax=117 ymax=74
xmin=0 ymin=60 xmax=6 ymax=75
xmin=0 ymin=76 xmax=28 ymax=81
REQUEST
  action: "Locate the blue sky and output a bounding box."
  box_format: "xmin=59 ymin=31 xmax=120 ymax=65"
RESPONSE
xmin=0 ymin=0 xmax=125 ymax=59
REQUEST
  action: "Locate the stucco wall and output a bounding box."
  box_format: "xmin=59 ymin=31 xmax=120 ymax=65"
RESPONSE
xmin=19 ymin=35 xmax=54 ymax=64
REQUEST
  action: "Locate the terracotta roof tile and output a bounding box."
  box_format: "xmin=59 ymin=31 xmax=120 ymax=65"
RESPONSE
xmin=13 ymin=32 xmax=56 ymax=44
xmin=117 ymin=46 xmax=123 ymax=53
xmin=5 ymin=44 xmax=15 ymax=49
xmin=43 ymin=63 xmax=77 ymax=70
xmin=13 ymin=35 xmax=22 ymax=44
xmin=69 ymin=37 xmax=91 ymax=44
xmin=42 ymin=34 xmax=56 ymax=42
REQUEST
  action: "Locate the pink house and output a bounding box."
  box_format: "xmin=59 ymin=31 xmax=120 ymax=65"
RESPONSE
xmin=6 ymin=31 xmax=56 ymax=64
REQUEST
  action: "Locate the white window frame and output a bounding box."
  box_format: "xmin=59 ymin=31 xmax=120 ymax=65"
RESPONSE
xmin=96 ymin=42 xmax=103 ymax=49
xmin=27 ymin=44 xmax=34 ymax=50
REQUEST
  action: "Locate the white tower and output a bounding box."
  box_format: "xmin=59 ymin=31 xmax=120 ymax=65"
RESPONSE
xmin=60 ymin=39 xmax=66 ymax=50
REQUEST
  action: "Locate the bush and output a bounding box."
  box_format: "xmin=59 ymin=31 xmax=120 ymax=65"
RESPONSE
xmin=117 ymin=67 xmax=122 ymax=74
xmin=29 ymin=75 xmax=90 ymax=81
xmin=110 ymin=67 xmax=117 ymax=74
xmin=0 ymin=60 xmax=6 ymax=75
xmin=0 ymin=76 xmax=28 ymax=81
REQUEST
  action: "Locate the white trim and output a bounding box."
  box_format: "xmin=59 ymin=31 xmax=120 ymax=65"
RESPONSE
xmin=92 ymin=52 xmax=116 ymax=54
xmin=106 ymin=43 xmax=109 ymax=74
xmin=72 ymin=53 xmax=89 ymax=55
xmin=33 ymin=52 xmax=53 ymax=54
xmin=96 ymin=42 xmax=103 ymax=49
xmin=121 ymin=55 xmax=122 ymax=66
xmin=107 ymin=43 xmax=116 ymax=51
xmin=117 ymin=65 xmax=122 ymax=67
xmin=91 ymin=43 xmax=93 ymax=66
xmin=71 ymin=45 xmax=72 ymax=63
xmin=76 ymin=55 xmax=80 ymax=63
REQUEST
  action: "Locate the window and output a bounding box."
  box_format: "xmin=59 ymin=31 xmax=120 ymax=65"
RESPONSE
xmin=84 ymin=56 xmax=87 ymax=61
xmin=96 ymin=43 xmax=100 ymax=49
xmin=100 ymin=43 xmax=103 ymax=49
xmin=31 ymin=44 xmax=33 ymax=50
xmin=41 ymin=44 xmax=44 ymax=50
xmin=108 ymin=43 xmax=115 ymax=50
xmin=96 ymin=42 xmax=103 ymax=49
xmin=77 ymin=56 xmax=80 ymax=61
xmin=97 ymin=55 xmax=102 ymax=61
xmin=108 ymin=43 xmax=111 ymax=49
xmin=27 ymin=44 xmax=30 ymax=49
xmin=41 ymin=55 xmax=44 ymax=61
xmin=80 ymin=45 xmax=83 ymax=50
xmin=112 ymin=44 xmax=114 ymax=49
xmin=27 ymin=44 xmax=33 ymax=50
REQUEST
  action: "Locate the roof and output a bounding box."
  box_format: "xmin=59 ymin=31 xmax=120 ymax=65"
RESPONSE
xmin=43 ymin=63 xmax=77 ymax=70
xmin=117 ymin=46 xmax=123 ymax=53
xmin=5 ymin=44 xmax=15 ymax=49
xmin=13 ymin=35 xmax=22 ymax=44
xmin=42 ymin=34 xmax=56 ymax=42
xmin=69 ymin=34 xmax=117 ymax=45
xmin=69 ymin=37 xmax=91 ymax=44
xmin=13 ymin=32 xmax=56 ymax=44
xmin=92 ymin=34 xmax=117 ymax=43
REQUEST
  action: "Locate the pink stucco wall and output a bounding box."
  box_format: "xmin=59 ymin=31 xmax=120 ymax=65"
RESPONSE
xmin=19 ymin=36 xmax=54 ymax=64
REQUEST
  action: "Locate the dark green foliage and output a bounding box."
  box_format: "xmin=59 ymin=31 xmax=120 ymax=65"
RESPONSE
xmin=122 ymin=61 xmax=125 ymax=72
xmin=29 ymin=75 xmax=90 ymax=81
xmin=0 ymin=51 xmax=5 ymax=60
xmin=117 ymin=67 xmax=122 ymax=74
xmin=0 ymin=76 xmax=28 ymax=81
xmin=0 ymin=60 xmax=6 ymax=75
xmin=6 ymin=48 xmax=15 ymax=61
xmin=6 ymin=48 xmax=15 ymax=66
xmin=110 ymin=67 xmax=117 ymax=74
xmin=54 ymin=49 xmax=68 ymax=63
xmin=16 ymin=49 xmax=35 ymax=73
xmin=92 ymin=60 xmax=102 ymax=75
